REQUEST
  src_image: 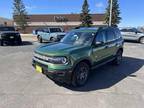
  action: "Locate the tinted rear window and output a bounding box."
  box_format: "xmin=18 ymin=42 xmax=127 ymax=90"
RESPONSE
xmin=106 ymin=29 xmax=115 ymax=42
xmin=114 ymin=28 xmax=121 ymax=38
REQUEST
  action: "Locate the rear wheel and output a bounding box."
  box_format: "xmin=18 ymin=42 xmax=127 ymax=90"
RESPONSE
xmin=112 ymin=50 xmax=123 ymax=65
xmin=37 ymin=36 xmax=42 ymax=43
xmin=72 ymin=62 xmax=90 ymax=87
xmin=139 ymin=37 xmax=144 ymax=44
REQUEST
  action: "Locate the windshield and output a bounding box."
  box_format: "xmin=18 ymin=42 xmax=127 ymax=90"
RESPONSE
xmin=61 ymin=31 xmax=96 ymax=45
xmin=49 ymin=28 xmax=62 ymax=33
xmin=0 ymin=27 xmax=15 ymax=31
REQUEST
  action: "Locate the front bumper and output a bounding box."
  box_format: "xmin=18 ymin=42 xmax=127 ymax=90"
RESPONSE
xmin=1 ymin=35 xmax=21 ymax=44
xmin=32 ymin=59 xmax=73 ymax=84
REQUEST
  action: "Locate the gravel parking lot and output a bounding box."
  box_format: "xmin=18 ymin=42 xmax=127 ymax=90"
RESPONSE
xmin=0 ymin=37 xmax=144 ymax=108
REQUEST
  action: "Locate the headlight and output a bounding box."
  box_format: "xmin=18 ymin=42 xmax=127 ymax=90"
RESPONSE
xmin=50 ymin=57 xmax=68 ymax=64
xmin=34 ymin=53 xmax=68 ymax=64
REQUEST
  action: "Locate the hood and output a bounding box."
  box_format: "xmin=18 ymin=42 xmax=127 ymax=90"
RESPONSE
xmin=0 ymin=31 xmax=19 ymax=34
xmin=35 ymin=42 xmax=86 ymax=56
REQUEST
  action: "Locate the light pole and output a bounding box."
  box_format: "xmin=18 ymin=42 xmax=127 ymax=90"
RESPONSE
xmin=109 ymin=0 xmax=113 ymax=26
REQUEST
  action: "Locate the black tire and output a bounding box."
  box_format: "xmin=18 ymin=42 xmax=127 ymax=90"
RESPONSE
xmin=50 ymin=37 xmax=56 ymax=42
xmin=72 ymin=62 xmax=90 ymax=87
xmin=0 ymin=40 xmax=4 ymax=46
xmin=37 ymin=36 xmax=42 ymax=43
xmin=139 ymin=37 xmax=144 ymax=44
xmin=17 ymin=38 xmax=22 ymax=45
xmin=113 ymin=50 xmax=123 ymax=65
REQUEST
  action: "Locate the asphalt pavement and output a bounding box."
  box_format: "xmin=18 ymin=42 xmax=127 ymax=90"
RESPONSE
xmin=0 ymin=37 xmax=144 ymax=108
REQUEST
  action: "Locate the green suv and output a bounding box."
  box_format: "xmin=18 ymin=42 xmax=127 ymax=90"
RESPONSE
xmin=32 ymin=27 xmax=124 ymax=86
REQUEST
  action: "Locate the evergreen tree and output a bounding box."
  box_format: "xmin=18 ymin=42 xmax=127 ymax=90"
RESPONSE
xmin=13 ymin=0 xmax=27 ymax=32
xmin=105 ymin=0 xmax=121 ymax=26
xmin=80 ymin=0 xmax=93 ymax=27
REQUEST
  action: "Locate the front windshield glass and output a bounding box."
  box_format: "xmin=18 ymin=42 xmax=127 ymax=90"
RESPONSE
xmin=61 ymin=31 xmax=96 ymax=45
xmin=0 ymin=27 xmax=15 ymax=31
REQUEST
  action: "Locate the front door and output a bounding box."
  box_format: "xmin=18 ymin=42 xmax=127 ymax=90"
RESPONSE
xmin=92 ymin=30 xmax=109 ymax=64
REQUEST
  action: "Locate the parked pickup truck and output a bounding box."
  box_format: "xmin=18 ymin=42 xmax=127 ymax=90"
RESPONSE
xmin=0 ymin=26 xmax=22 ymax=46
xmin=37 ymin=27 xmax=66 ymax=43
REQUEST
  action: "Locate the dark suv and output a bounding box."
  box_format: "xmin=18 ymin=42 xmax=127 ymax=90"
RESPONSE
xmin=0 ymin=26 xmax=22 ymax=46
xmin=32 ymin=27 xmax=124 ymax=86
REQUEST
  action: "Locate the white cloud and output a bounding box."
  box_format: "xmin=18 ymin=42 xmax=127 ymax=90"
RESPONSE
xmin=95 ymin=2 xmax=104 ymax=8
xmin=25 ymin=6 xmax=37 ymax=10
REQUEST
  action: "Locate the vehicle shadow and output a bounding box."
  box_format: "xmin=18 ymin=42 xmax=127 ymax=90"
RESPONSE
xmin=65 ymin=56 xmax=144 ymax=91
xmin=124 ymin=40 xmax=139 ymax=44
xmin=3 ymin=41 xmax=34 ymax=46
xmin=22 ymin=41 xmax=33 ymax=46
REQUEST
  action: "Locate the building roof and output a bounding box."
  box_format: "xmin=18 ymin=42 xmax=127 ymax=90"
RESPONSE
xmin=0 ymin=17 xmax=13 ymax=26
xmin=26 ymin=14 xmax=105 ymax=22
xmin=0 ymin=17 xmax=12 ymax=22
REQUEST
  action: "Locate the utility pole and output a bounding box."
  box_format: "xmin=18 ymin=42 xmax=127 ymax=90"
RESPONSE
xmin=109 ymin=0 xmax=113 ymax=26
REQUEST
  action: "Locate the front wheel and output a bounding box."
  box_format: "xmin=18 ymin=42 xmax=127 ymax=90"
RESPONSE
xmin=0 ymin=40 xmax=4 ymax=46
xmin=37 ymin=36 xmax=42 ymax=43
xmin=139 ymin=37 xmax=144 ymax=44
xmin=72 ymin=62 xmax=90 ymax=87
xmin=112 ymin=50 xmax=123 ymax=65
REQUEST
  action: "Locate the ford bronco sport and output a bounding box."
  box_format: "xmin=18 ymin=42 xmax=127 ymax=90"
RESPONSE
xmin=32 ymin=27 xmax=124 ymax=86
xmin=37 ymin=27 xmax=65 ymax=43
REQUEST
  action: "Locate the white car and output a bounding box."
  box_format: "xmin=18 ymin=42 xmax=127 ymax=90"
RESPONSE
xmin=37 ymin=27 xmax=66 ymax=43
xmin=120 ymin=28 xmax=144 ymax=44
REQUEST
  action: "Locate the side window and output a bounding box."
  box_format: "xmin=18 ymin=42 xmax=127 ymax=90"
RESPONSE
xmin=121 ymin=29 xmax=128 ymax=32
xmin=128 ymin=29 xmax=135 ymax=32
xmin=95 ymin=31 xmax=105 ymax=43
xmin=106 ymin=29 xmax=115 ymax=42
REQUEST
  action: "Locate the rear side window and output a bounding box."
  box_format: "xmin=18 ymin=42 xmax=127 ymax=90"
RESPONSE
xmin=114 ymin=28 xmax=121 ymax=39
xmin=121 ymin=28 xmax=136 ymax=33
xmin=120 ymin=29 xmax=128 ymax=32
xmin=106 ymin=29 xmax=115 ymax=42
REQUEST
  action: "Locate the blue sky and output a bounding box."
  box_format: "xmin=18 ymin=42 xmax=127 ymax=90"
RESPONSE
xmin=0 ymin=0 xmax=144 ymax=27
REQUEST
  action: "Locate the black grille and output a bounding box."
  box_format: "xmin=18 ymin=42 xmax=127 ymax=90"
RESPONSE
xmin=2 ymin=33 xmax=18 ymax=39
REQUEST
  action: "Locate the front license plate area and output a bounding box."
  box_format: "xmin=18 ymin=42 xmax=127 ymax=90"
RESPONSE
xmin=10 ymin=36 xmax=14 ymax=39
xmin=36 ymin=65 xmax=42 ymax=73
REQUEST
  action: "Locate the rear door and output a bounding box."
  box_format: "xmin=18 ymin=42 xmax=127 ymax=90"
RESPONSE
xmin=105 ymin=28 xmax=117 ymax=57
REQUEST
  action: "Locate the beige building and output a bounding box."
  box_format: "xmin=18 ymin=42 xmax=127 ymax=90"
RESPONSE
xmin=0 ymin=17 xmax=13 ymax=26
xmin=14 ymin=14 xmax=105 ymax=33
